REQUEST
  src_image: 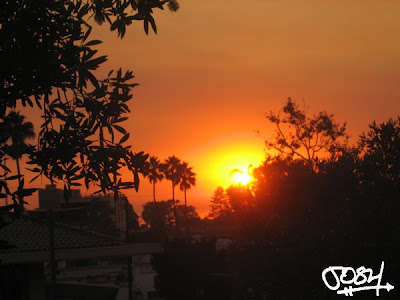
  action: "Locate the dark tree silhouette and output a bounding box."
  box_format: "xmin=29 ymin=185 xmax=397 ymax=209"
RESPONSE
xmin=179 ymin=161 xmax=196 ymax=235
xmin=142 ymin=200 xmax=200 ymax=232
xmin=0 ymin=0 xmax=179 ymax=214
xmin=163 ymin=156 xmax=181 ymax=201
xmin=162 ymin=156 xmax=181 ymax=231
xmin=226 ymin=185 xmax=254 ymax=215
xmin=208 ymin=186 xmax=232 ymax=220
xmin=359 ymin=117 xmax=400 ymax=189
xmin=175 ymin=204 xmax=200 ymax=228
xmin=224 ymin=112 xmax=400 ymax=298
xmin=143 ymin=156 xmax=165 ymax=203
xmin=179 ymin=162 xmax=196 ymax=209
xmin=142 ymin=155 xmax=165 ymax=234
xmin=146 ymin=110 xmax=400 ymax=299
xmin=1 ymin=0 xmax=180 ymax=114
xmin=264 ymin=98 xmax=347 ymax=171
xmin=142 ymin=200 xmax=175 ymax=230
xmin=0 ymin=111 xmax=35 ymax=212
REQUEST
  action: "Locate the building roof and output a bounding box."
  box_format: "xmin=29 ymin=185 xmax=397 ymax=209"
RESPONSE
xmin=0 ymin=214 xmax=163 ymax=264
xmin=0 ymin=214 xmax=120 ymax=254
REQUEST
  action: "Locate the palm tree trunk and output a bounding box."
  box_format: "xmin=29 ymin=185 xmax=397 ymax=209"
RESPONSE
xmin=153 ymin=181 xmax=156 ymax=203
xmin=172 ymin=182 xmax=175 ymax=202
xmin=184 ymin=188 xmax=187 ymax=208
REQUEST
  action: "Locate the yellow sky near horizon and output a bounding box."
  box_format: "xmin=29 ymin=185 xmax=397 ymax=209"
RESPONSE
xmin=13 ymin=0 xmax=400 ymax=217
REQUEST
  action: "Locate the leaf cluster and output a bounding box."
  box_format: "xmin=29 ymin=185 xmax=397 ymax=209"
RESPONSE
xmin=142 ymin=200 xmax=199 ymax=230
xmin=0 ymin=0 xmax=179 ymax=213
xmin=265 ymin=98 xmax=348 ymax=171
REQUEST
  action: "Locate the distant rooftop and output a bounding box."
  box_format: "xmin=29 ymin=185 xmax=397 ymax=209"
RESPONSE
xmin=0 ymin=214 xmax=120 ymax=254
xmin=0 ymin=214 xmax=163 ymax=264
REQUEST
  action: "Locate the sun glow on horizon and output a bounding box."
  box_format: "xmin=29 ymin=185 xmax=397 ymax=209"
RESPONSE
xmin=194 ymin=138 xmax=264 ymax=189
xmin=182 ymin=133 xmax=266 ymax=206
xmin=230 ymin=169 xmax=252 ymax=186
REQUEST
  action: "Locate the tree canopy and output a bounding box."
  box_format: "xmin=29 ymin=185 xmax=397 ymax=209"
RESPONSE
xmin=0 ymin=0 xmax=179 ymax=213
xmin=265 ymin=98 xmax=347 ymax=171
xmin=142 ymin=200 xmax=199 ymax=231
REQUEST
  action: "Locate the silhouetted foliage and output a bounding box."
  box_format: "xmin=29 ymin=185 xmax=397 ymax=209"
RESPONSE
xmin=142 ymin=200 xmax=200 ymax=233
xmin=178 ymin=161 xmax=196 ymax=235
xmin=175 ymin=203 xmax=200 ymax=227
xmin=142 ymin=156 xmax=165 ymax=203
xmin=148 ymin=110 xmax=399 ymax=299
xmin=208 ymin=186 xmax=232 ymax=221
xmin=0 ymin=0 xmax=179 ymax=214
xmin=179 ymin=162 xmax=196 ymax=207
xmin=265 ymin=98 xmax=348 ymax=171
xmin=197 ymin=114 xmax=400 ymax=299
xmin=225 ymin=119 xmax=400 ymax=299
xmin=162 ymin=156 xmax=182 ymax=231
xmin=1 ymin=0 xmax=179 ymax=112
xmin=142 ymin=200 xmax=175 ymax=231
xmin=231 ymin=155 xmax=354 ymax=298
xmin=162 ymin=156 xmax=181 ymax=200
xmin=226 ymin=185 xmax=255 ymax=216
xmin=0 ymin=112 xmax=36 ymax=214
xmin=359 ymin=117 xmax=400 ymax=199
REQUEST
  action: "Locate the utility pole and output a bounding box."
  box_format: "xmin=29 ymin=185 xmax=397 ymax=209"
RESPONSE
xmin=48 ymin=209 xmax=56 ymax=300
xmin=124 ymin=196 xmax=133 ymax=300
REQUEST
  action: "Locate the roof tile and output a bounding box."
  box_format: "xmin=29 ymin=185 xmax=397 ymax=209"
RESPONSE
xmin=0 ymin=215 xmax=120 ymax=253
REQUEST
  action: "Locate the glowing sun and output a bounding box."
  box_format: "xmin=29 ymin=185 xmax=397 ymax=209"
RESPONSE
xmin=230 ymin=168 xmax=252 ymax=185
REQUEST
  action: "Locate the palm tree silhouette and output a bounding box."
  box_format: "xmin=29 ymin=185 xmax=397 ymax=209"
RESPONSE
xmin=179 ymin=162 xmax=196 ymax=236
xmin=143 ymin=156 xmax=164 ymax=203
xmin=179 ymin=162 xmax=196 ymax=210
xmin=1 ymin=111 xmax=35 ymax=211
xmin=163 ymin=156 xmax=181 ymax=231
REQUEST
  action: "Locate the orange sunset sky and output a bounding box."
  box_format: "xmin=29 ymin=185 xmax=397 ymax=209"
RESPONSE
xmin=24 ymin=0 xmax=400 ymax=216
